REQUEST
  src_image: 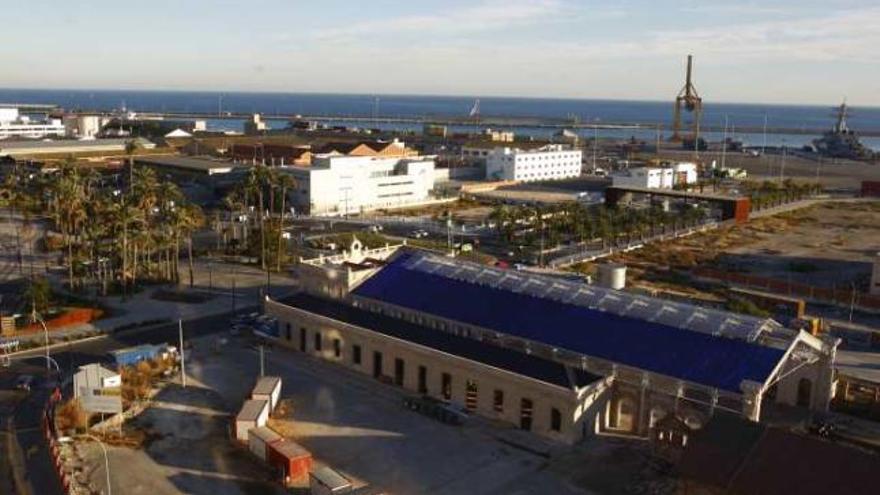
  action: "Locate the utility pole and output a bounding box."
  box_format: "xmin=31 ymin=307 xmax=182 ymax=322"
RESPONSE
xmin=761 ymin=113 xmax=768 ymax=155
xmin=179 ymin=320 xmax=186 ymax=388
xmin=259 ymin=344 xmax=265 ymax=377
xmin=849 ymin=282 xmax=856 ymax=323
xmin=593 ymin=124 xmax=599 ymax=170
xmin=266 ymin=267 xmax=271 ymax=298
xmin=720 ymin=115 xmax=729 ymax=171
xmin=232 ymin=275 xmax=237 ymax=313
xmin=779 ymin=140 xmax=787 ymax=182
xmin=539 ymin=221 xmax=545 ymax=268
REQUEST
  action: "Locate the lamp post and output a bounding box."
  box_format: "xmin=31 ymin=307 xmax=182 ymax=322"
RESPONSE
xmin=34 ymin=313 xmax=50 ymax=375
xmin=80 ymin=434 xmax=112 ymax=495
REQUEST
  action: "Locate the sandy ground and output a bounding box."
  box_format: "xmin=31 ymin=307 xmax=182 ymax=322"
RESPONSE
xmin=181 ymin=333 xmax=671 ymax=495
xmin=78 ymin=381 xmax=286 ymax=495
xmin=686 ymin=151 xmax=879 ymax=191
xmin=718 ymin=201 xmax=880 ymax=288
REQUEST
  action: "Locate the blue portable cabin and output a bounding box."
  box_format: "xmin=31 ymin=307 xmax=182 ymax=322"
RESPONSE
xmin=110 ymin=344 xmax=165 ymax=368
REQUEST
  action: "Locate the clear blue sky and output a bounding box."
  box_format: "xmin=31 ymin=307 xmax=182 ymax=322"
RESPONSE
xmin=3 ymin=0 xmax=878 ymax=105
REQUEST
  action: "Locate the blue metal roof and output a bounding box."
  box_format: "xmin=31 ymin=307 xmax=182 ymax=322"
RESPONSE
xmin=282 ymin=293 xmax=602 ymax=390
xmin=353 ymin=252 xmax=786 ymax=393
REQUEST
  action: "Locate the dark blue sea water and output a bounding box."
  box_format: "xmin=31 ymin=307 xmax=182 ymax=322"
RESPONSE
xmin=2 ymin=88 xmax=879 ymax=149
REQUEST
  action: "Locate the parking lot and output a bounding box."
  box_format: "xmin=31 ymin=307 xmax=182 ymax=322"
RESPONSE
xmin=187 ymin=333 xmax=597 ymax=495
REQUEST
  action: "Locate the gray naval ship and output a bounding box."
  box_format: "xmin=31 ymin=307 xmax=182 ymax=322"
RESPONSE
xmin=812 ymin=101 xmax=876 ymax=161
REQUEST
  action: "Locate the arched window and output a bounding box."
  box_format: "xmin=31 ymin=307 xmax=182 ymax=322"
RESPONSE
xmin=610 ymin=395 xmax=637 ymax=432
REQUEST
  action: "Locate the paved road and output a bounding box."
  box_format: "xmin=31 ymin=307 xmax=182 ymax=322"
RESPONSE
xmin=1 ymin=307 xmax=254 ymax=495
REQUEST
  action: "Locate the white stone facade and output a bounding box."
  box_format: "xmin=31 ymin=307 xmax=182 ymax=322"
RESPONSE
xmin=266 ymin=298 xmax=609 ymax=444
xmin=283 ymin=154 xmax=436 ymax=216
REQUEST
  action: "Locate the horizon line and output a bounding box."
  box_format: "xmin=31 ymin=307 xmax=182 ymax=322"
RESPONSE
xmin=0 ymin=86 xmax=870 ymax=111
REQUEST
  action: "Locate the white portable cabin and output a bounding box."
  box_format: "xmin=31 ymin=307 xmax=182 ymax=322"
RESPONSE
xmin=248 ymin=425 xmax=282 ymax=461
xmin=310 ymin=466 xmax=352 ymax=495
xmin=252 ymin=376 xmax=282 ymax=412
xmin=235 ymin=399 xmax=269 ymax=442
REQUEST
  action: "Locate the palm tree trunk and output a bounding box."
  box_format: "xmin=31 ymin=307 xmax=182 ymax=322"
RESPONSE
xmin=121 ymin=216 xmax=128 ymax=295
xmin=187 ymin=233 xmax=194 ymax=288
xmin=258 ymin=188 xmax=266 ymax=270
xmin=132 ymin=242 xmax=138 ymax=288
xmin=66 ymin=227 xmax=74 ymax=291
xmin=174 ymin=234 xmax=181 ymax=283
xmin=276 ymin=186 xmax=286 ymax=272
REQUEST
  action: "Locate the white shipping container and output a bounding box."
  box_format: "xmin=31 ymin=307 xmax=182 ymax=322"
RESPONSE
xmin=252 ymin=376 xmax=283 ymax=413
xmin=235 ymin=399 xmax=269 ymax=442
xmin=248 ymin=426 xmax=282 ymax=461
xmin=310 ymin=466 xmax=352 ymax=495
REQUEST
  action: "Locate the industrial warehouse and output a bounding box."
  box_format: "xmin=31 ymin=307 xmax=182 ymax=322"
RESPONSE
xmin=265 ymin=241 xmax=838 ymax=444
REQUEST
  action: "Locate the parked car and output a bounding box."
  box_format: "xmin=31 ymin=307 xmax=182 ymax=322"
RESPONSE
xmin=409 ymin=230 xmax=429 ymax=239
xmin=403 ymin=395 xmax=468 ymax=425
xmin=366 ymin=224 xmax=383 ymax=233
xmin=15 ymin=375 xmax=35 ymax=392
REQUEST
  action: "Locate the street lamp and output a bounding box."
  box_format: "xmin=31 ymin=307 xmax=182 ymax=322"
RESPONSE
xmin=33 ymin=312 xmax=50 ymax=375
xmin=79 ymin=433 xmax=112 ymax=495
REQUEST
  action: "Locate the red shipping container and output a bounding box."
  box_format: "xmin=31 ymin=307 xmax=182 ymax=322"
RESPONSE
xmin=862 ymin=181 xmax=880 ymax=198
xmin=267 ymin=439 xmax=313 ymax=484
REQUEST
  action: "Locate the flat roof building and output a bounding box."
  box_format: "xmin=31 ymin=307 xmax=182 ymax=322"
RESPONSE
xmin=135 ymin=155 xmax=241 ymax=176
xmin=0 ymin=137 xmax=155 ymax=158
xmin=486 ymin=144 xmax=582 ymax=182
xmin=73 ymin=363 xmax=122 ymax=398
xmin=0 ymin=107 xmax=66 ymax=139
xmin=281 ymin=151 xmax=437 ymax=216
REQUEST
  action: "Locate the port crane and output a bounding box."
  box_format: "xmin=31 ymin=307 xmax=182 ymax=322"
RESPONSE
xmin=671 ymin=54 xmax=703 ymax=143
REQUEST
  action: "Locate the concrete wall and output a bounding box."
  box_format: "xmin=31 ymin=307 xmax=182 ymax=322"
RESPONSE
xmin=266 ymin=299 xmax=605 ymax=444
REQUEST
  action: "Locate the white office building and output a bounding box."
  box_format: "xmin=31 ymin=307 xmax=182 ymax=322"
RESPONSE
xmin=486 ymin=144 xmax=582 ymax=182
xmin=612 ymin=163 xmax=698 ymax=189
xmin=283 ymin=153 xmax=437 ymax=216
xmin=0 ymin=108 xmax=66 ymax=139
xmin=612 ymin=167 xmax=674 ymax=189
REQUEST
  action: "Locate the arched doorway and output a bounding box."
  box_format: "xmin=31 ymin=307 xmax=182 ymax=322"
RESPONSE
xmin=609 ymin=395 xmax=638 ymax=432
xmin=649 ymin=407 xmax=667 ymax=429
xmin=797 ymin=378 xmax=812 ymax=407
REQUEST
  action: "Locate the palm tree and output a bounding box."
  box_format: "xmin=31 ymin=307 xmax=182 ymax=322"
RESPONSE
xmin=179 ymin=204 xmax=205 ymax=287
xmin=53 ymin=162 xmax=87 ymax=290
xmin=125 ymin=139 xmax=139 ymax=189
xmin=275 ymin=173 xmax=296 ymax=272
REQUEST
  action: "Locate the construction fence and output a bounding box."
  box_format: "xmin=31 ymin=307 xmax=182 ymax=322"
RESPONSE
xmin=693 ymin=267 xmax=880 ymax=312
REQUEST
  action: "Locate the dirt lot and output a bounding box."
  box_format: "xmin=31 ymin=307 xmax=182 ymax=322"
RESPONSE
xmin=671 ymin=150 xmax=879 ymax=191
xmin=605 ymin=199 xmax=880 ymax=293
xmin=78 ymin=383 xmax=285 ymax=495
xmin=719 ymin=201 xmax=880 ymax=287
xmin=183 ymin=333 xmax=672 ymax=495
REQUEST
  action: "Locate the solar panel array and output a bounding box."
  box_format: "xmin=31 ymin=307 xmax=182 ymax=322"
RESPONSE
xmin=353 ymin=251 xmax=789 ymax=393
xmin=404 ymin=253 xmax=780 ymax=342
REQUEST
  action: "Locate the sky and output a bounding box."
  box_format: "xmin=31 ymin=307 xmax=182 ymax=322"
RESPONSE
xmin=2 ymin=0 xmax=879 ymax=105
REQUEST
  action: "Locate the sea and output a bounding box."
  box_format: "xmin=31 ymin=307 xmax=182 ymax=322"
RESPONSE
xmin=2 ymin=88 xmax=880 ymax=150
